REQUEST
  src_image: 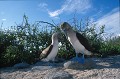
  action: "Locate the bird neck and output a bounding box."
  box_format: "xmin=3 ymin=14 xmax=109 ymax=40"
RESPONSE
xmin=67 ymin=29 xmax=75 ymax=36
xmin=51 ymin=39 xmax=58 ymax=45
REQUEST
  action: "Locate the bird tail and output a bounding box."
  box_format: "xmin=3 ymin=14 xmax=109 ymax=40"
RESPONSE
xmin=84 ymin=50 xmax=92 ymax=55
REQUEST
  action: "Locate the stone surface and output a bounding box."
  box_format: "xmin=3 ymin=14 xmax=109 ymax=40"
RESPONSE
xmin=1 ymin=55 xmax=120 ymax=79
xmin=33 ymin=60 xmax=64 ymax=67
xmin=13 ymin=62 xmax=30 ymax=69
xmin=64 ymin=58 xmax=95 ymax=69
xmin=31 ymin=66 xmax=53 ymax=71
xmin=43 ymin=68 xmax=74 ymax=79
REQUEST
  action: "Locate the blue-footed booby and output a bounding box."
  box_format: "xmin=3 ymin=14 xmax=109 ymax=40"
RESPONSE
xmin=40 ymin=33 xmax=59 ymax=62
xmin=60 ymin=22 xmax=93 ymax=64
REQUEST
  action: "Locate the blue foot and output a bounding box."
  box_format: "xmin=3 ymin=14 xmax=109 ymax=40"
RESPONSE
xmin=72 ymin=57 xmax=84 ymax=64
xmin=71 ymin=53 xmax=85 ymax=64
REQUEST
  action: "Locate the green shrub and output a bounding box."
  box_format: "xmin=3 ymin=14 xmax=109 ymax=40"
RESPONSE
xmin=0 ymin=45 xmax=21 ymax=67
xmin=99 ymin=36 xmax=120 ymax=57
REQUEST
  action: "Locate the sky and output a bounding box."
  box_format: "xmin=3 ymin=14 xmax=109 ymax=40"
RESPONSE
xmin=0 ymin=0 xmax=120 ymax=37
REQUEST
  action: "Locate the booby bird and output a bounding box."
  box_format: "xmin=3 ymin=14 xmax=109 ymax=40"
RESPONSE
xmin=60 ymin=22 xmax=93 ymax=64
xmin=40 ymin=33 xmax=59 ymax=62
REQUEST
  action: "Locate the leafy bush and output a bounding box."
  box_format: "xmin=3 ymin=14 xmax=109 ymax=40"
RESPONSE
xmin=0 ymin=45 xmax=21 ymax=67
xmin=99 ymin=37 xmax=120 ymax=57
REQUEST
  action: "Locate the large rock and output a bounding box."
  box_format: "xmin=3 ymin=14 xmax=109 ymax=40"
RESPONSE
xmin=43 ymin=69 xmax=73 ymax=79
xmin=64 ymin=58 xmax=95 ymax=69
xmin=13 ymin=62 xmax=30 ymax=69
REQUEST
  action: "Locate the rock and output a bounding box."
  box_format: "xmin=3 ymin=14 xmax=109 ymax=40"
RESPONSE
xmin=13 ymin=62 xmax=30 ymax=69
xmin=34 ymin=60 xmax=64 ymax=67
xmin=32 ymin=66 xmax=53 ymax=71
xmin=43 ymin=69 xmax=73 ymax=79
xmin=64 ymin=58 xmax=95 ymax=69
xmin=34 ymin=61 xmax=56 ymax=67
xmin=34 ymin=61 xmax=47 ymax=66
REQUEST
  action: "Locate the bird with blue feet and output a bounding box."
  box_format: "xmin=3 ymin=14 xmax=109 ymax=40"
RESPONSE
xmin=39 ymin=32 xmax=60 ymax=66
xmin=60 ymin=22 xmax=93 ymax=64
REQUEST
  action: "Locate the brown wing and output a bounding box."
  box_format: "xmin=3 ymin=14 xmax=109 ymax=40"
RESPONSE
xmin=76 ymin=32 xmax=92 ymax=51
xmin=40 ymin=45 xmax=53 ymax=59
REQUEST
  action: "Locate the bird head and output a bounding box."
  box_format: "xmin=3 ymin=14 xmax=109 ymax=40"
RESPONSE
xmin=60 ymin=22 xmax=71 ymax=32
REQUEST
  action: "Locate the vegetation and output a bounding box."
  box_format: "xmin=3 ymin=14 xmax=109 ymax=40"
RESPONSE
xmin=0 ymin=15 xmax=120 ymax=67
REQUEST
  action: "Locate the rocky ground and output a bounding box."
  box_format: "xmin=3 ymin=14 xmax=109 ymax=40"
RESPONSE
xmin=0 ymin=55 xmax=120 ymax=79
